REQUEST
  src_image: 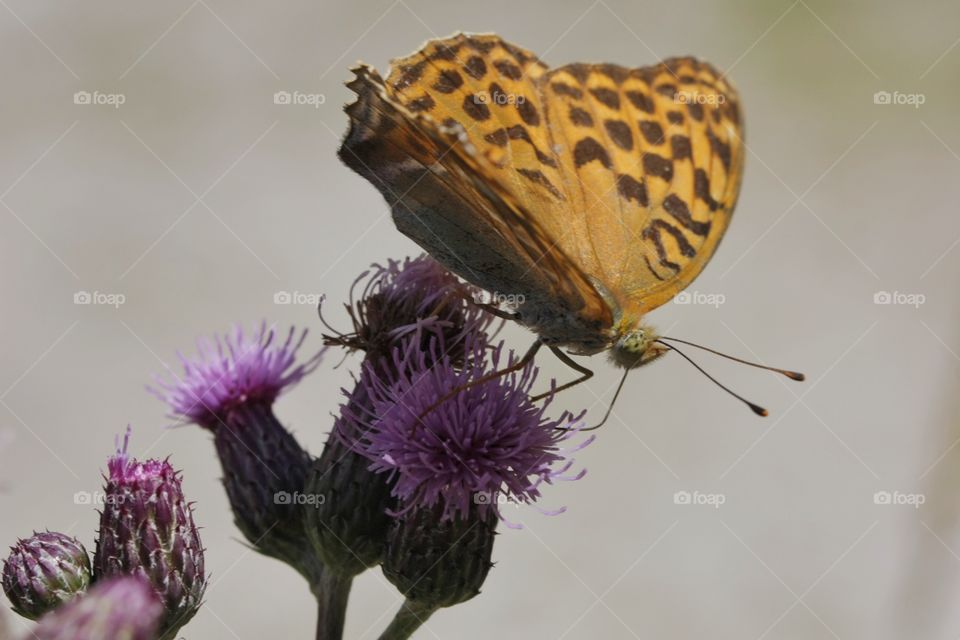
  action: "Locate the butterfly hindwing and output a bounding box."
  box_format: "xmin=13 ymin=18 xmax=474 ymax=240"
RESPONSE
xmin=542 ymin=57 xmax=744 ymax=316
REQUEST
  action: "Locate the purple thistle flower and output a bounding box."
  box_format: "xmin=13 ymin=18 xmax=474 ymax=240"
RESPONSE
xmin=2 ymin=531 xmax=91 ymax=620
xmin=149 ymin=324 xmax=323 ymax=578
xmin=345 ymin=333 xmax=592 ymax=523
xmin=31 ymin=576 xmax=162 ymax=640
xmin=149 ymin=322 xmax=323 ymax=428
xmin=320 ymin=255 xmax=493 ymax=360
xmin=93 ymin=429 xmax=205 ymax=640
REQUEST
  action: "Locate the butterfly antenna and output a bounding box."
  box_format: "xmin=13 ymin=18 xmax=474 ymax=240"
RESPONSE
xmin=656 ymin=340 xmax=768 ymax=417
xmin=659 ymin=336 xmax=805 ymax=381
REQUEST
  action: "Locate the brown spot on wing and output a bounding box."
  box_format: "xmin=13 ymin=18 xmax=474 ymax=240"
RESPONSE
xmin=671 ymin=135 xmax=691 ymax=160
xmin=517 ymin=99 xmax=540 ymax=126
xmin=569 ymin=106 xmax=593 ymax=126
xmin=590 ymin=87 xmax=620 ymax=110
xmin=464 ymin=56 xmax=487 ymax=80
xmin=552 ymin=82 xmax=583 ymax=99
xmin=574 ymin=137 xmax=611 ymax=168
xmin=494 ymin=59 xmax=523 ymax=80
xmin=662 ymin=194 xmax=710 ymax=236
xmin=626 ymin=90 xmax=654 ymax=113
xmin=604 ymin=119 xmax=633 ymax=150
xmin=408 ymin=94 xmax=435 ymax=112
xmin=642 ymin=153 xmax=673 ymax=182
xmin=517 ymin=168 xmax=563 ymax=199
xmin=617 ymin=174 xmax=648 ymax=206
xmin=462 ymin=94 xmax=491 ymax=121
xmin=639 ymin=120 xmax=665 ymax=145
xmin=432 ymin=69 xmax=464 ymax=94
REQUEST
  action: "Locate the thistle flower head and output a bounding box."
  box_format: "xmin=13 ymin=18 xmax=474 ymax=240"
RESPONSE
xmin=94 ymin=429 xmax=205 ymax=639
xmin=2 ymin=531 xmax=91 ymax=620
xmin=345 ymin=333 xmax=591 ymax=523
xmin=31 ymin=576 xmax=162 ymax=640
xmin=150 ymin=322 xmax=323 ymax=428
xmin=321 ymin=255 xmax=493 ymax=359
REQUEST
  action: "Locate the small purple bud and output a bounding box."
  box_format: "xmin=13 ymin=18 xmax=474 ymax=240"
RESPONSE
xmin=31 ymin=576 xmax=162 ymax=640
xmin=2 ymin=532 xmax=91 ymax=620
xmin=93 ymin=429 xmax=205 ymax=639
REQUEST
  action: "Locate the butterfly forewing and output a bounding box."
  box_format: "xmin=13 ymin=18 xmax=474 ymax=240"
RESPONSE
xmin=340 ymin=34 xmax=744 ymax=349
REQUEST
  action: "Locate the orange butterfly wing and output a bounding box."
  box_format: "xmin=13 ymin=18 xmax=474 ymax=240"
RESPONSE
xmin=340 ymin=34 xmax=743 ymax=346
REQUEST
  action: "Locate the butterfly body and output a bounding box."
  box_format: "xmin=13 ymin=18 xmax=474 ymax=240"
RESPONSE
xmin=340 ymin=33 xmax=743 ymax=372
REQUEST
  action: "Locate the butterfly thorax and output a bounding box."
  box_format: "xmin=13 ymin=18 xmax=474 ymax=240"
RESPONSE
xmin=608 ymin=320 xmax=667 ymax=369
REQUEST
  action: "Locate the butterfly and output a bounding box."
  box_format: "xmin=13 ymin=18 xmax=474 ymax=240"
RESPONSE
xmin=338 ymin=33 xmax=802 ymax=417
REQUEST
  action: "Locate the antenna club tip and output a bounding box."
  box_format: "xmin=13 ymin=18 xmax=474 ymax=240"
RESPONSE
xmin=750 ymin=405 xmax=769 ymax=417
xmin=787 ymin=372 xmax=806 ymax=382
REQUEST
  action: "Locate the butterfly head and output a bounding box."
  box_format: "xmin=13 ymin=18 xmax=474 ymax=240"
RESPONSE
xmin=609 ymin=323 xmax=667 ymax=369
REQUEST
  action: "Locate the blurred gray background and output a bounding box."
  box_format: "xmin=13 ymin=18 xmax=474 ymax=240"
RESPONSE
xmin=1 ymin=1 xmax=958 ymax=638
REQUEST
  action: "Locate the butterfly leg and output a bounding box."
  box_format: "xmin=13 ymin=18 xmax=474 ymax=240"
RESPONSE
xmin=530 ymin=347 xmax=594 ymax=401
xmin=416 ymin=339 xmax=544 ymax=422
xmin=471 ymin=301 xmax=520 ymax=321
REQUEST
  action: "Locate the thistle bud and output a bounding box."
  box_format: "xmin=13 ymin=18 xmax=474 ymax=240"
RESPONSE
xmin=93 ymin=429 xmax=205 ymax=639
xmin=2 ymin=532 xmax=91 ymax=620
xmin=150 ymin=323 xmax=323 ymax=578
xmin=31 ymin=576 xmax=162 ymax=640
xmin=304 ymin=372 xmax=394 ymax=577
xmin=384 ymin=505 xmax=497 ymax=608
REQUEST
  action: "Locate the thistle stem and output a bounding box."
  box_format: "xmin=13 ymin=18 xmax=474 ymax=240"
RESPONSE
xmin=377 ymin=599 xmax=438 ymax=640
xmin=312 ymin=570 xmax=352 ymax=640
